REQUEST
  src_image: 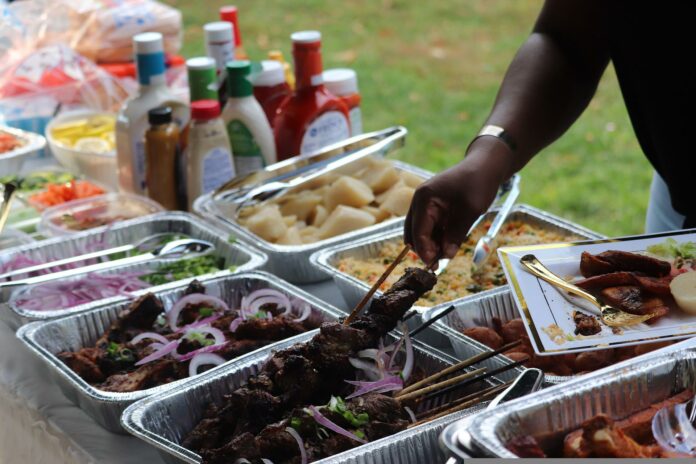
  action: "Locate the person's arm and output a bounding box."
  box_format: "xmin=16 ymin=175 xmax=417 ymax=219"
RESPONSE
xmin=404 ymin=0 xmax=610 ymax=266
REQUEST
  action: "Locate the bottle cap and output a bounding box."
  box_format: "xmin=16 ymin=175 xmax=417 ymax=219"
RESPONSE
xmin=291 ymin=30 xmax=321 ymax=44
xmin=148 ymin=107 xmax=173 ymax=125
xmin=133 ymin=32 xmax=163 ymax=54
xmin=204 ymin=21 xmax=234 ymax=44
xmin=323 ymin=68 xmax=358 ymax=96
xmin=226 ymin=60 xmax=253 ymax=97
xmin=219 ymin=6 xmax=242 ymax=47
xmin=191 ymin=100 xmax=221 ymax=120
xmin=187 ymin=57 xmax=217 ymax=102
xmin=252 ymin=60 xmax=285 ymax=87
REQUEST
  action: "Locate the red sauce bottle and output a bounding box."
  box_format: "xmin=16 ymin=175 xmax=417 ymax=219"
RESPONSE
xmin=253 ymin=60 xmax=291 ymax=127
xmin=273 ymin=31 xmax=351 ymax=161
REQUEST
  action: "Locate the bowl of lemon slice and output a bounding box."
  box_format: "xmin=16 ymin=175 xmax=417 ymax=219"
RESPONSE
xmin=46 ymin=110 xmax=118 ymax=189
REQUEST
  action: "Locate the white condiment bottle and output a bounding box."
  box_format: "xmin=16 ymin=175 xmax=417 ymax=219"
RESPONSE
xmin=221 ymin=60 xmax=276 ymax=175
xmin=324 ymin=68 xmax=362 ymax=136
xmin=116 ymin=32 xmax=188 ymax=194
xmin=204 ymin=21 xmax=235 ymax=103
xmin=184 ymin=99 xmax=236 ymax=210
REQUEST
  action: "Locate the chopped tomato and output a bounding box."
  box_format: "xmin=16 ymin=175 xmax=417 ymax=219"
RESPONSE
xmin=28 ymin=180 xmax=105 ymax=209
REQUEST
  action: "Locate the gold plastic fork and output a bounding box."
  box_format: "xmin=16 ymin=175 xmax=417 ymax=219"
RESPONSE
xmin=519 ymin=254 xmax=655 ymax=327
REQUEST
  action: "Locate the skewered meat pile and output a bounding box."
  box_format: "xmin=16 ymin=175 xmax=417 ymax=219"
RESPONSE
xmin=462 ymin=317 xmax=672 ymax=376
xmin=507 ymin=390 xmax=692 ymax=458
xmin=183 ymin=268 xmax=440 ymax=463
xmin=577 ymin=250 xmax=674 ymax=323
xmin=57 ymin=281 xmax=322 ymax=392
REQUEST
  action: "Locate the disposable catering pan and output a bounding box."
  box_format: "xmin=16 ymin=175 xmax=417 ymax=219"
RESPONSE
xmin=310 ymin=204 xmax=603 ymax=314
xmin=461 ymin=345 xmax=696 ymax=458
xmin=122 ymin=329 xmax=512 ymax=464
xmin=16 ymin=271 xmax=345 ymax=434
xmin=0 ymin=211 xmax=266 ymax=329
xmin=193 ymin=127 xmax=432 ymax=284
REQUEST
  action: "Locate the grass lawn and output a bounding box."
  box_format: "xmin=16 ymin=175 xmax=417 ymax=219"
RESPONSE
xmin=164 ymin=0 xmax=653 ymax=237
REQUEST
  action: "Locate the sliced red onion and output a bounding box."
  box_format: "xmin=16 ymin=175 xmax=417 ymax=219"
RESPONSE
xmin=260 ymin=459 xmax=274 ymax=464
xmin=135 ymin=340 xmax=179 ymax=366
xmin=285 ymin=427 xmax=307 ymax=464
xmin=387 ymin=336 xmax=405 ymax=370
xmin=233 ymin=459 xmax=251 ymax=464
xmin=402 ymin=327 xmax=414 ymax=382
xmin=229 ymin=317 xmax=243 ymax=333
xmin=188 ymin=353 xmax=226 ymax=377
xmin=130 ymin=332 xmax=169 ymax=345
xmin=245 ymin=289 xmax=291 ymax=314
xmin=308 ymin=406 xmax=366 ymax=444
xmin=404 ymin=406 xmax=416 ymax=423
xmin=349 ymin=357 xmax=382 ymax=381
xmin=174 ymin=343 xmax=226 ymax=362
xmin=267 ymin=310 xmax=273 ymax=321
xmin=167 ymin=294 xmax=230 ymax=332
xmin=294 ymin=303 xmax=312 ymax=322
xmin=247 ymin=296 xmax=287 ymax=316
xmin=345 ymin=375 xmax=403 ymax=399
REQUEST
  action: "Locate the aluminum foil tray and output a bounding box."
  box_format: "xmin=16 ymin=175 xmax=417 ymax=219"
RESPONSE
xmin=194 ymin=160 xmax=433 ymax=284
xmin=16 ymin=271 xmax=343 ymax=433
xmin=311 ymin=204 xmax=603 ymax=314
xmin=464 ymin=348 xmax=696 ymax=458
xmin=122 ymin=328 xmax=509 ymax=464
xmin=0 ymin=211 xmax=266 ymax=329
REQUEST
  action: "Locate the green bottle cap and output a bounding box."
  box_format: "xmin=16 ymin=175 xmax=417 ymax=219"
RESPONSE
xmin=226 ymin=60 xmax=253 ymax=97
xmin=187 ymin=57 xmax=217 ymax=101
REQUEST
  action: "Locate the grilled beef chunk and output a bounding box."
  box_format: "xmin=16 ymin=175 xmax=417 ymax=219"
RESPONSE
xmin=183 ymin=418 xmax=223 ymax=452
xmin=234 ymin=317 xmax=308 ymax=340
xmin=256 ymin=424 xmax=299 ymax=461
xmin=507 ymin=435 xmax=547 ymax=458
xmin=201 ymin=432 xmax=260 ymax=464
xmin=184 ymin=279 xmax=206 ymax=295
xmin=57 ymin=350 xmax=104 ymax=383
xmin=99 ymin=359 xmax=179 ymax=392
xmin=573 ymin=312 xmax=601 ymax=336
xmin=117 ymin=293 xmax=164 ymax=329
xmin=580 ymin=251 xmax=671 ymax=278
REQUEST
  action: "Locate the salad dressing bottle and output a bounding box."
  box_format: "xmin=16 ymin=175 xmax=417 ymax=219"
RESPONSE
xmin=184 ymin=100 xmax=236 ymax=210
xmin=221 ymin=61 xmax=276 ymax=175
xmin=116 ymin=32 xmax=188 ymax=194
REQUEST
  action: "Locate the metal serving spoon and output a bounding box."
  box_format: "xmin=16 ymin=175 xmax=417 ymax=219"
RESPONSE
xmin=0 ymin=182 xmax=17 ymax=236
xmin=652 ymin=398 xmax=696 ymax=456
xmin=519 ymin=254 xmax=655 ymax=327
xmin=0 ymin=232 xmax=186 ymax=281
xmin=0 ymin=238 xmax=213 ymax=288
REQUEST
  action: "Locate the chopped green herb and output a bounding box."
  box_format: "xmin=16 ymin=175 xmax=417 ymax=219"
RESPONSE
xmin=327 ymin=396 xmax=370 ymax=428
xmin=184 ymin=331 xmax=215 ymax=346
xmin=141 ymin=255 xmax=225 ymax=285
xmin=290 ymin=417 xmax=302 ymax=429
xmin=354 ymin=429 xmax=366 ymax=439
xmin=198 ymin=307 xmax=214 ymax=317
xmin=227 ymin=235 xmax=237 ymax=244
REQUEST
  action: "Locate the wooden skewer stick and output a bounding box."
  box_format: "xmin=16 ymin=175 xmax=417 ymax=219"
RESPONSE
xmin=397 ymin=339 xmax=521 ymax=397
xmin=396 ymin=367 xmax=487 ymax=403
xmin=408 ymin=382 xmax=510 ymax=428
xmin=408 ymin=304 xmax=456 ymax=339
xmin=415 ymin=381 xmax=511 ymax=419
xmin=343 ymin=244 xmax=411 ymax=325
xmin=420 ymin=357 xmax=529 ymax=403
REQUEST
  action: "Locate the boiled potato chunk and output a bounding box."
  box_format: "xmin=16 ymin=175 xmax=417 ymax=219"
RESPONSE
xmin=363 ymin=164 xmax=400 ymax=194
xmin=245 ymin=205 xmax=287 ymax=242
xmin=325 ymin=177 xmax=374 ymax=211
xmin=400 ymin=171 xmax=425 ymax=188
xmin=283 ymin=215 xmax=297 ymax=227
xmin=279 ymin=193 xmax=322 ymax=221
xmin=361 ymin=205 xmax=391 ymax=222
xmin=309 ymin=204 xmax=329 ymax=227
xmin=380 ymin=185 xmax=415 ymax=216
xmin=318 ymin=205 xmax=376 ymax=239
xmin=277 ymin=226 xmax=303 ymax=245
xmin=670 ymin=272 xmax=696 ymax=314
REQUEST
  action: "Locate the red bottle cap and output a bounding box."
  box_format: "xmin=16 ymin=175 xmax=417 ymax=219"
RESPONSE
xmin=191 ymin=99 xmax=221 ymax=120
xmin=220 ymin=6 xmax=242 ymax=47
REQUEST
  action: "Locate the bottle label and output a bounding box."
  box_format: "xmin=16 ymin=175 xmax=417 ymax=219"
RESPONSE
xmin=136 ymin=52 xmax=166 ymax=86
xmin=207 ymin=40 xmax=235 ymax=76
xmin=300 ymin=111 xmax=350 ymax=155
xmin=227 ymin=119 xmax=265 ymax=175
xmin=349 ymin=106 xmax=362 ymax=136
xmin=134 ymin=138 xmax=147 ymax=192
xmin=202 ymin=146 xmax=235 ymax=193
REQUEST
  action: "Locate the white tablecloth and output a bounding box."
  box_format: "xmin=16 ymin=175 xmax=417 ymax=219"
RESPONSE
xmin=0 ymin=281 xmax=345 ymax=463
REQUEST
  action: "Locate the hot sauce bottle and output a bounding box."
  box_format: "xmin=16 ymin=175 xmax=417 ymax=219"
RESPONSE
xmin=273 ymin=31 xmax=351 ymax=161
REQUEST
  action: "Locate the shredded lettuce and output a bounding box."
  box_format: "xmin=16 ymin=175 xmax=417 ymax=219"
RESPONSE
xmin=647 ymin=238 xmax=696 ymax=259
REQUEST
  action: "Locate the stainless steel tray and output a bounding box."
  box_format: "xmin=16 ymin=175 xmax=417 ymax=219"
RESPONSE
xmin=16 ymin=271 xmax=344 ymax=434
xmin=464 ymin=346 xmax=696 ymax=458
xmin=0 ymin=211 xmax=266 ymax=329
xmin=122 ymin=328 xmax=507 ymax=464
xmin=311 ymin=204 xmax=603 ymax=313
xmin=194 ymin=160 xmax=433 ymax=284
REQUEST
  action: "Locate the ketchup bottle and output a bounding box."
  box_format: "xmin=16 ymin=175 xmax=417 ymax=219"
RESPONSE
xmin=273 ymin=31 xmax=351 ymax=161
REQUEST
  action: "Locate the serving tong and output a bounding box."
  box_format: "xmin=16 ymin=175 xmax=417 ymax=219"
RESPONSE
xmin=0 ymin=238 xmax=213 ymax=289
xmin=0 ymin=182 xmax=17 ymax=236
xmin=519 ymin=254 xmax=655 ymax=327
xmin=212 ymin=126 xmax=407 ymax=218
xmin=434 ymin=173 xmax=521 ymax=275
xmin=652 ymin=397 xmax=696 ymax=456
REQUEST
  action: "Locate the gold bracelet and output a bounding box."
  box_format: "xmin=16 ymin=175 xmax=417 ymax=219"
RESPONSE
xmin=467 ymin=124 xmax=517 ymax=153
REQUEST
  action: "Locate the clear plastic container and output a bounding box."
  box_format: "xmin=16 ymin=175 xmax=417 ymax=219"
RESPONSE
xmin=0 ymin=228 xmax=35 ymax=250
xmin=38 ymin=193 xmax=164 ymax=236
